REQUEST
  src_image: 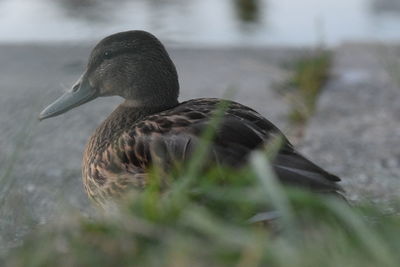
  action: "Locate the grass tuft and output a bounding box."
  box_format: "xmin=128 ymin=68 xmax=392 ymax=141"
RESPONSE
xmin=281 ymin=50 xmax=331 ymax=130
xmin=2 ymin=96 xmax=399 ymax=267
xmin=3 ymin=149 xmax=400 ymax=267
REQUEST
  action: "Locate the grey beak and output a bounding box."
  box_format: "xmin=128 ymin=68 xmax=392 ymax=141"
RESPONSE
xmin=39 ymin=74 xmax=98 ymax=121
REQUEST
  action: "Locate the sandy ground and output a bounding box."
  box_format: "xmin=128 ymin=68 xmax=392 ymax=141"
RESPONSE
xmin=0 ymin=43 xmax=305 ymax=251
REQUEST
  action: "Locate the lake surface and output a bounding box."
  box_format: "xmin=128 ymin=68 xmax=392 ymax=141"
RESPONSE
xmin=1 ymin=0 xmax=400 ymax=46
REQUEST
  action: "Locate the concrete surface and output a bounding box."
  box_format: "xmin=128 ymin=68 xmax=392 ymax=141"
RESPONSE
xmin=300 ymin=43 xmax=400 ymax=208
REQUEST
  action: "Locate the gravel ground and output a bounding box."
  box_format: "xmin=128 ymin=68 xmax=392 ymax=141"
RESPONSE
xmin=0 ymin=43 xmax=305 ymax=251
xmin=300 ymin=43 xmax=400 ymax=208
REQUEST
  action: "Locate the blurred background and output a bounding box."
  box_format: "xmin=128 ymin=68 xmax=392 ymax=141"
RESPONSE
xmin=1 ymin=0 xmax=400 ymax=46
xmin=1 ymin=0 xmax=400 ymax=255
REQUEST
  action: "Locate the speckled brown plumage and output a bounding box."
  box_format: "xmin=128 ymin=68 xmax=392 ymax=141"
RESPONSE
xmin=82 ymin=98 xmax=341 ymax=204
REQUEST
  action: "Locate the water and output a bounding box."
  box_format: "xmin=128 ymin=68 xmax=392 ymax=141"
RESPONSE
xmin=0 ymin=0 xmax=400 ymax=46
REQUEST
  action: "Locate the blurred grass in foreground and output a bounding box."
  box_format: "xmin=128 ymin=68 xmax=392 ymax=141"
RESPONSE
xmin=3 ymin=148 xmax=400 ymax=267
xmin=280 ymin=50 xmax=331 ymax=128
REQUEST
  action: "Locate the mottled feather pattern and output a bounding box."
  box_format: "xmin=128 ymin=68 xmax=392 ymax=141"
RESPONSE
xmin=83 ymin=98 xmax=341 ymax=203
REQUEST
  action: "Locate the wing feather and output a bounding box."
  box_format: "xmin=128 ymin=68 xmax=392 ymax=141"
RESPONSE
xmin=101 ymin=98 xmax=342 ymax=195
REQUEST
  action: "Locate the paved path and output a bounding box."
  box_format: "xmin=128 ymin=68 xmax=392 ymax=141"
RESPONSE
xmin=300 ymin=43 xmax=400 ymax=207
xmin=0 ymin=44 xmax=303 ymax=250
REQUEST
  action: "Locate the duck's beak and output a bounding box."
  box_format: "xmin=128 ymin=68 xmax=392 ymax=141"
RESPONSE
xmin=39 ymin=74 xmax=99 ymax=121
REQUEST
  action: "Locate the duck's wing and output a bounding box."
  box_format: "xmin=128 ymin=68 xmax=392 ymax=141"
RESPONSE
xmin=108 ymin=98 xmax=341 ymax=194
xmin=272 ymin=145 xmax=342 ymax=193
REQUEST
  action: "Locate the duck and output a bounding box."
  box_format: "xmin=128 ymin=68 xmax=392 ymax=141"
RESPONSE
xmin=39 ymin=30 xmax=343 ymax=205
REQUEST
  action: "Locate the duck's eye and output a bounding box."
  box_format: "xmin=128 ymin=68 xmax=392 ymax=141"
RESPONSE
xmin=72 ymin=84 xmax=80 ymax=93
xmin=104 ymin=51 xmax=112 ymax=59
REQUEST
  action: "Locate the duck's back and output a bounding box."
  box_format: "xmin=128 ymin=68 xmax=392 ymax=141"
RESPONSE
xmin=83 ymin=98 xmax=341 ymax=204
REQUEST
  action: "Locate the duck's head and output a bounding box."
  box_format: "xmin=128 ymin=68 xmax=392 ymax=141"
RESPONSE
xmin=39 ymin=30 xmax=179 ymax=120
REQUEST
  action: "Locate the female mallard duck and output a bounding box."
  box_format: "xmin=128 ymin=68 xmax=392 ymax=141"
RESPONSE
xmin=39 ymin=30 xmax=342 ymax=204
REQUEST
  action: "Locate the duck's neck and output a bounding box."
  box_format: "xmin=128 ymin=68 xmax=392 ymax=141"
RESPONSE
xmin=87 ymin=99 xmax=179 ymax=153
